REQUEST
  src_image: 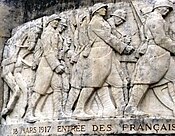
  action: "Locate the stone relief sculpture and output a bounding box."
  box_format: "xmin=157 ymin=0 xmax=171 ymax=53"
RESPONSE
xmin=125 ymin=0 xmax=175 ymax=117
xmin=1 ymin=22 xmax=42 ymax=123
xmin=25 ymin=14 xmax=68 ymax=123
xmin=65 ymin=10 xmax=91 ymax=117
xmin=71 ymin=3 xmax=134 ymax=120
xmin=1 ymin=0 xmax=175 ymax=125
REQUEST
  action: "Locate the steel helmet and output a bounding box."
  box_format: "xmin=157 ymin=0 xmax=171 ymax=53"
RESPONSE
xmin=111 ymin=9 xmax=127 ymax=21
xmin=60 ymin=18 xmax=67 ymax=27
xmin=154 ymin=0 xmax=173 ymax=10
xmin=46 ymin=14 xmax=61 ymax=27
xmin=92 ymin=3 xmax=108 ymax=15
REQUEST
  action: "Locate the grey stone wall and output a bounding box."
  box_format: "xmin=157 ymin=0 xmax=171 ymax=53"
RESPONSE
xmin=0 ymin=3 xmax=12 ymax=116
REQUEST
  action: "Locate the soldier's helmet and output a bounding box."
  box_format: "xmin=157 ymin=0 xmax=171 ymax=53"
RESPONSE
xmin=46 ymin=14 xmax=61 ymax=27
xmin=154 ymin=0 xmax=173 ymax=10
xmin=91 ymin=3 xmax=108 ymax=15
xmin=60 ymin=18 xmax=68 ymax=27
xmin=111 ymin=9 xmax=127 ymax=21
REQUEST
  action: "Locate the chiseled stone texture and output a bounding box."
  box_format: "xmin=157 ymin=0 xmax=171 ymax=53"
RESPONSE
xmin=2 ymin=0 xmax=175 ymax=135
xmin=1 ymin=118 xmax=175 ymax=135
xmin=0 ymin=0 xmax=142 ymax=117
xmin=0 ymin=0 xmax=135 ymax=121
xmin=0 ymin=3 xmax=11 ymax=120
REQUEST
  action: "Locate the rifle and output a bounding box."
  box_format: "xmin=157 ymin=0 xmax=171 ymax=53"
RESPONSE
xmin=129 ymin=0 xmax=149 ymax=58
xmin=129 ymin=0 xmax=144 ymax=39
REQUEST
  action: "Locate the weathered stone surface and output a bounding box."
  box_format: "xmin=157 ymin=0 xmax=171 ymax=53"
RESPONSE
xmin=2 ymin=118 xmax=175 ymax=135
xmin=1 ymin=0 xmax=175 ymax=135
xmin=0 ymin=0 xmax=140 ymax=117
xmin=0 ymin=3 xmax=11 ymax=120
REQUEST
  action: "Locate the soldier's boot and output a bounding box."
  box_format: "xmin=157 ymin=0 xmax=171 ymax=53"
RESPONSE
xmin=14 ymin=72 xmax=30 ymax=117
xmin=25 ymin=93 xmax=40 ymax=123
xmin=72 ymin=88 xmax=95 ymax=120
xmin=64 ymin=88 xmax=81 ymax=117
xmin=111 ymin=87 xmax=125 ymax=118
xmin=125 ymin=85 xmax=149 ymax=117
xmin=62 ymin=91 xmax=68 ymax=112
xmin=85 ymin=92 xmax=96 ymax=116
xmin=53 ymin=90 xmax=64 ymax=120
xmin=1 ymin=85 xmax=21 ymax=117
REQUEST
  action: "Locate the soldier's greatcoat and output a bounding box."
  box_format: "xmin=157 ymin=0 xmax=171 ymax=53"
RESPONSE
xmin=133 ymin=11 xmax=175 ymax=85
xmin=34 ymin=26 xmax=62 ymax=95
xmin=82 ymin=15 xmax=126 ymax=88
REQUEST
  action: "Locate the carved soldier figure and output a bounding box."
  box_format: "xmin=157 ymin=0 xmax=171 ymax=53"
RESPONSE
xmin=60 ymin=36 xmax=72 ymax=111
xmin=107 ymin=9 xmax=130 ymax=117
xmin=108 ymin=9 xmax=126 ymax=37
xmin=1 ymin=26 xmax=42 ymax=118
xmin=108 ymin=9 xmax=131 ymax=45
xmin=65 ymin=12 xmax=91 ymax=117
xmin=25 ymin=14 xmax=67 ymax=123
xmin=56 ymin=17 xmax=70 ymax=112
xmin=72 ymin=3 xmax=134 ymax=120
xmin=125 ymin=0 xmax=175 ymax=116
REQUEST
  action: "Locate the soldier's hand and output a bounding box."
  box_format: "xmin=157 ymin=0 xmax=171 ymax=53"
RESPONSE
xmin=123 ymin=45 xmax=135 ymax=55
xmin=32 ymin=63 xmax=38 ymax=70
xmin=55 ymin=65 xmax=64 ymax=74
xmin=122 ymin=35 xmax=131 ymax=45
xmin=27 ymin=43 xmax=35 ymax=51
xmin=70 ymin=54 xmax=79 ymax=63
xmin=82 ymin=48 xmax=91 ymax=58
xmin=82 ymin=51 xmax=89 ymax=58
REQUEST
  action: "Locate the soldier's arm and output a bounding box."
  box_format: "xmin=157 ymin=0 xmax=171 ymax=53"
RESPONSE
xmin=92 ymin=28 xmax=127 ymax=54
xmin=149 ymin=20 xmax=175 ymax=54
xmin=45 ymin=51 xmax=62 ymax=71
xmin=41 ymin=32 xmax=62 ymax=71
xmin=159 ymin=37 xmax=175 ymax=55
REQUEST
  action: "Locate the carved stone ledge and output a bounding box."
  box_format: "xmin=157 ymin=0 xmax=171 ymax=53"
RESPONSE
xmin=1 ymin=118 xmax=175 ymax=135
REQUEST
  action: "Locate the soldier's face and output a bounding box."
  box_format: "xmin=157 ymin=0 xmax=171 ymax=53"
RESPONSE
xmin=97 ymin=7 xmax=107 ymax=16
xmin=157 ymin=7 xmax=170 ymax=16
xmin=50 ymin=20 xmax=59 ymax=29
